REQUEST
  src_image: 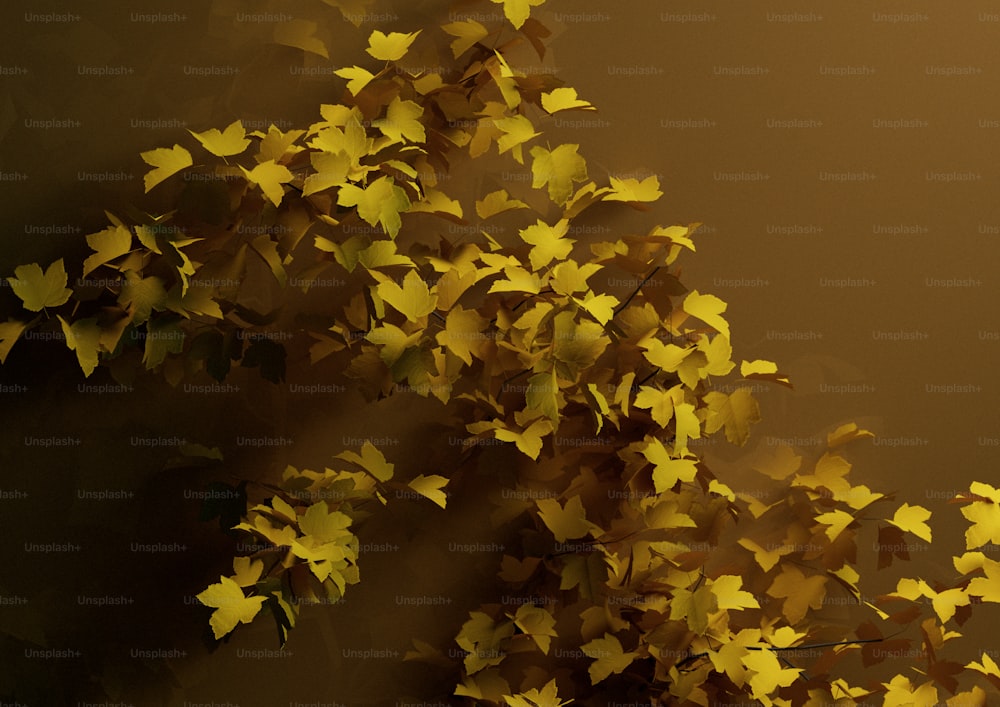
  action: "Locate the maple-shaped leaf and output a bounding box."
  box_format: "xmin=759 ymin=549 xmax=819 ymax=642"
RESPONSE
xmin=337 ymin=176 xmax=411 ymax=238
xmin=967 ymin=557 xmax=1000 ymax=602
xmin=491 ymin=0 xmax=545 ymax=29
xmin=495 ymin=115 xmax=540 ymax=164
xmin=334 ymin=65 xmax=377 ymax=96
xmin=255 ymin=124 xmax=306 ymax=163
xmin=373 ymin=96 xmax=425 ymax=144
xmin=887 ymin=502 xmax=932 ymax=542
xmin=336 ymin=441 xmax=394 ymax=481
xmin=827 ymin=421 xmax=875 ymax=447
xmin=407 ymin=474 xmax=448 ymax=509
xmin=407 ymin=189 xmax=463 ymax=221
xmin=366 ymin=29 xmax=420 ymax=61
xmin=82 ymin=224 xmax=132 ymax=277
xmin=738 ymin=538 xmax=789 ymax=572
xmin=519 ymin=218 xmax=574 ymax=271
xmin=966 ymin=652 xmax=1000 ymax=689
xmin=634 ymin=384 xmax=682 ymax=428
xmin=881 ymin=675 xmax=939 ymax=707
xmin=582 ymin=633 xmax=638 ymax=684
xmin=710 ymin=574 xmax=760 ymax=610
xmin=442 ymin=19 xmax=490 ymax=58
xmin=509 ymin=604 xmax=557 ymax=654
xmin=641 ymin=436 xmax=698 ymax=493
xmin=767 ymin=565 xmax=826 ymax=624
xmin=118 ymin=271 xmax=167 ymax=324
xmin=816 ymin=509 xmax=856 ymax=542
xmin=240 ymin=160 xmax=294 ymax=207
xmin=140 ymin=144 xmax=192 ymax=191
xmin=196 ymin=575 xmax=267 ymax=639
xmin=536 ymin=495 xmax=598 ymax=543
xmin=530 ymin=144 xmax=588 ymax=206
xmin=958 ymin=482 xmax=1000 ymax=549
xmin=669 ymin=585 xmax=717 ymax=635
xmin=541 ymin=87 xmax=595 ymax=114
xmin=375 ymin=270 xmax=437 ymax=322
xmin=603 ymin=176 xmax=663 ymax=204
xmin=753 ymin=444 xmax=802 ymax=481
xmin=302 ymin=151 xmax=350 ymax=195
xmin=8 ymin=260 xmax=72 ymax=312
xmin=456 ymin=611 xmax=515 ymax=675
xmin=189 ymin=120 xmax=250 ymax=157
xmin=682 ymin=290 xmax=730 ymax=338
xmin=702 ymin=388 xmax=760 ymax=446
xmin=503 ymin=678 xmax=569 ymax=707
xmin=435 ymin=305 xmax=487 ymax=364
xmin=743 ymin=650 xmax=802 ymax=702
xmin=476 ymin=189 xmax=529 ymax=220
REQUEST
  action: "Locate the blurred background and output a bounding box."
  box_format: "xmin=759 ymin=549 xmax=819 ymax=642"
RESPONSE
xmin=1 ymin=0 xmax=998 ymax=703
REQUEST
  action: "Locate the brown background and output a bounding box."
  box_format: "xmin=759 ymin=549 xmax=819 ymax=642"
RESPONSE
xmin=1 ymin=0 xmax=998 ymax=704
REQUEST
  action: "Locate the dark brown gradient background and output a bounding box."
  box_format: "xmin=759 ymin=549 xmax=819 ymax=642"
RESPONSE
xmin=1 ymin=0 xmax=998 ymax=704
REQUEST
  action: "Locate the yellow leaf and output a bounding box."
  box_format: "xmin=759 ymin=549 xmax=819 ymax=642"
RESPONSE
xmin=240 ymin=160 xmax=294 ymax=207
xmin=442 ymin=19 xmax=490 ymax=58
xmin=196 ymin=575 xmax=267 ymax=639
xmin=711 ymin=574 xmax=760 ymax=610
xmin=476 ymin=189 xmax=529 ymax=219
xmin=683 ymin=290 xmax=730 ymax=338
xmin=302 ymin=150 xmax=351 ymax=195
xmin=603 ymin=175 xmax=663 ymax=203
xmin=255 ymin=125 xmax=305 ymax=163
xmin=698 ymin=334 xmax=735 ymax=377
xmin=954 ymin=551 xmax=987 ymax=575
xmin=375 ymin=270 xmax=437 ymax=322
xmin=495 ymin=115 xmax=540 ymax=164
xmin=581 ymin=633 xmax=638 ymax=684
xmin=550 ymin=260 xmax=602 ymax=296
xmin=407 ymin=474 xmax=448 ymax=509
xmin=488 ymin=265 xmax=542 ymax=294
xmin=118 ymin=271 xmax=167 ymax=323
xmin=366 ymin=29 xmax=420 ymax=61
xmin=407 ymin=188 xmax=463 ymax=220
xmin=189 ymin=120 xmax=250 ymax=157
xmin=738 ymin=538 xmax=788 ymax=572
xmin=530 ymin=144 xmax=588 ymax=206
xmin=640 ymin=338 xmax=695 ymax=373
xmin=634 ymin=385 xmax=677 ymax=428
xmin=575 ymin=290 xmax=618 ymax=325
xmin=743 ymin=650 xmax=802 ymax=702
xmin=702 ymin=388 xmax=760 ymax=445
xmin=536 ymin=495 xmax=597 ymax=543
xmin=337 ymin=176 xmax=411 ymax=238
xmin=816 ymin=509 xmax=855 ymax=542
xmin=503 ymin=679 xmax=569 ymax=707
xmin=509 ymin=604 xmax=557 ymax=654
xmin=673 ymin=402 xmax=701 ymax=456
xmin=491 ymin=0 xmax=545 ymax=29
xmin=436 ymin=306 xmax=487 ymax=365
xmin=669 ymin=585 xmax=717 ymax=635
xmin=960 ymin=482 xmax=1000 ymax=549
xmin=827 ymin=421 xmax=875 ymax=447
xmin=336 ymin=441 xmax=395 ymax=481
xmin=373 ymin=96 xmax=425 ymax=144
xmin=767 ymin=565 xmax=826 ymax=624
xmin=881 ymin=675 xmax=938 ymax=707
xmin=366 ymin=323 xmax=420 ymax=365
xmin=82 ymin=224 xmax=132 ymax=277
xmin=0 ymin=319 xmax=27 ymax=364
xmin=642 ymin=436 xmax=698 ymax=493
xmin=140 ymin=144 xmax=192 ymax=192
xmin=887 ymin=502 xmax=932 ymax=542
xmin=967 ymin=557 xmax=1000 ymax=602
xmin=519 ymin=218 xmax=574 ymax=271
xmin=8 ymin=259 xmax=72 ymax=312
xmin=740 ymin=358 xmax=792 ymax=388
xmin=753 ymin=445 xmax=802 ymax=480
xmin=273 ymin=19 xmax=328 ymax=58
xmin=334 ymin=65 xmax=377 ymax=95
xmin=57 ymin=315 xmax=101 ymax=377
xmin=232 ymin=556 xmax=264 ymax=587
xmin=541 ymin=86 xmax=596 ymax=113
xmin=967 ymin=652 xmax=1000 ymax=678
xmin=494 ymin=418 xmax=553 ymax=460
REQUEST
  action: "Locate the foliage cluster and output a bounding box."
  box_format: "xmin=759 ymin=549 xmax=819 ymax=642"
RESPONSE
xmin=3 ymin=1 xmax=1000 ymax=704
